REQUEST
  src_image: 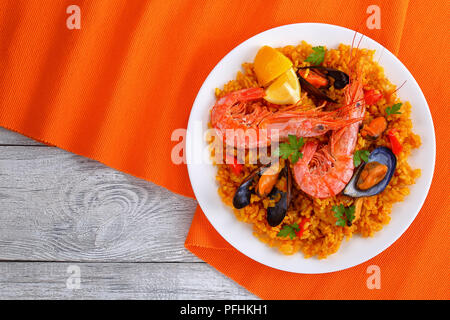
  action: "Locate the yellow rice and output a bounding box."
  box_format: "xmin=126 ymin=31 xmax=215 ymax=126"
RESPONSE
xmin=211 ymin=42 xmax=421 ymax=259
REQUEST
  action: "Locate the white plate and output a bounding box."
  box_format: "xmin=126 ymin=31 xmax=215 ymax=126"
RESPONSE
xmin=186 ymin=23 xmax=435 ymax=274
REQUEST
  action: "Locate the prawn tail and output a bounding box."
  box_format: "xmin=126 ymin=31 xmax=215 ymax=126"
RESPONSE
xmin=292 ymin=141 xmax=318 ymax=184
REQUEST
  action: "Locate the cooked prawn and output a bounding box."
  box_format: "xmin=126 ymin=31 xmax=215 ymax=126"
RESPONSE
xmin=211 ymin=87 xmax=362 ymax=149
xmin=292 ymin=63 xmax=366 ymax=198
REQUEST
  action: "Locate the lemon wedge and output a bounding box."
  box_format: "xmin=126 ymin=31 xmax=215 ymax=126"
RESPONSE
xmin=254 ymin=46 xmax=293 ymax=86
xmin=264 ymin=68 xmax=301 ymax=105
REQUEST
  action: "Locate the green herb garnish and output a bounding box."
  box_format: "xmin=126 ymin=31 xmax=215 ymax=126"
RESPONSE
xmin=275 ymin=135 xmax=304 ymax=164
xmin=385 ymin=103 xmax=402 ymax=116
xmin=332 ymin=204 xmax=356 ymax=227
xmin=353 ymin=149 xmax=370 ymax=167
xmin=277 ymin=223 xmax=300 ymax=239
xmin=305 ymin=46 xmax=326 ymax=65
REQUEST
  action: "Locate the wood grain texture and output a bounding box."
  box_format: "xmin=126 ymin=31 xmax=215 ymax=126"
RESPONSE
xmin=0 ymin=127 xmax=44 ymax=145
xmin=0 ymin=128 xmax=255 ymax=299
xmin=0 ymin=262 xmax=256 ymax=299
xmin=0 ymin=145 xmax=199 ymax=262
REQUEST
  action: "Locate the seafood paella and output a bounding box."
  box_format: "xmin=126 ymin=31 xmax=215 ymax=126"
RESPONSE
xmin=209 ymin=40 xmax=421 ymax=259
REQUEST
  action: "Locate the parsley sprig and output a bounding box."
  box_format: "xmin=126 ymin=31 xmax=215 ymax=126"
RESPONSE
xmin=275 ymin=135 xmax=304 ymax=164
xmin=353 ymin=149 xmax=370 ymax=167
xmin=277 ymin=223 xmax=300 ymax=239
xmin=305 ymin=46 xmax=326 ymax=65
xmin=385 ymin=103 xmax=402 ymax=116
xmin=332 ymin=204 xmax=356 ymax=227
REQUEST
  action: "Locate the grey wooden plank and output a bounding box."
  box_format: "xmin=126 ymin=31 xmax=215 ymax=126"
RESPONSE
xmin=0 ymin=262 xmax=257 ymax=299
xmin=0 ymin=146 xmax=199 ymax=262
xmin=0 ymin=127 xmax=44 ymax=146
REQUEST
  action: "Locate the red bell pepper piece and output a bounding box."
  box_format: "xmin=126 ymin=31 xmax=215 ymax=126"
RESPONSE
xmin=364 ymin=89 xmax=383 ymax=105
xmin=386 ymin=129 xmax=403 ymax=155
xmin=295 ymin=217 xmax=310 ymax=238
xmin=225 ymin=154 xmax=243 ymax=175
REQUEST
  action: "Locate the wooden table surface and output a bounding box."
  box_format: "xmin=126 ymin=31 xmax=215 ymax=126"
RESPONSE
xmin=0 ymin=127 xmax=256 ymax=299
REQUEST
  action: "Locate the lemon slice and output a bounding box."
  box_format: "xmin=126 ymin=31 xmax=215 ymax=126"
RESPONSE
xmin=254 ymin=46 xmax=293 ymax=86
xmin=264 ymin=68 xmax=301 ymax=105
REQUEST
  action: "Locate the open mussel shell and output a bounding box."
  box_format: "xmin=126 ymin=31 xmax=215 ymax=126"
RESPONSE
xmin=298 ymin=66 xmax=349 ymax=89
xmin=232 ymin=176 xmax=253 ymax=209
xmin=266 ymin=166 xmax=292 ymax=227
xmin=323 ymin=68 xmax=349 ymax=89
xmin=297 ymin=74 xmax=336 ymax=103
xmin=343 ymin=147 xmax=397 ymax=198
xmin=232 ymin=161 xmax=292 ymax=227
xmin=232 ymin=163 xmax=273 ymax=209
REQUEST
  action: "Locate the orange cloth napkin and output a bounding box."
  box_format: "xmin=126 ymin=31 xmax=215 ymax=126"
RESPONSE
xmin=0 ymin=0 xmax=448 ymax=299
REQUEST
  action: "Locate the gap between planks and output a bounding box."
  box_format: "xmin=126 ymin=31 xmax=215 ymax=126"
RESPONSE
xmin=0 ymin=261 xmax=257 ymax=299
xmin=0 ymin=144 xmax=199 ymax=263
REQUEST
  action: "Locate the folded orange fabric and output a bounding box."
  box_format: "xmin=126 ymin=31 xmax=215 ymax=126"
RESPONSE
xmin=0 ymin=0 xmax=448 ymax=299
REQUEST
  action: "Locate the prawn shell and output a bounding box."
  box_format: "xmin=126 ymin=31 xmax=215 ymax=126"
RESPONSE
xmin=343 ymin=147 xmax=397 ymax=198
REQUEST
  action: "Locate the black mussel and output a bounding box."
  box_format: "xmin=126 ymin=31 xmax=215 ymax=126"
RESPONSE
xmin=343 ymin=147 xmax=397 ymax=198
xmin=232 ymin=166 xmax=262 ymax=209
xmin=232 ymin=161 xmax=292 ymax=227
xmin=326 ymin=69 xmax=349 ymax=89
xmin=266 ymin=189 xmax=288 ymax=227
xmin=232 ymin=175 xmax=255 ymax=209
xmin=298 ymin=66 xmax=349 ymax=89
xmin=297 ymin=74 xmax=336 ymax=103
xmin=232 ymin=162 xmax=275 ymax=209
xmin=266 ymin=165 xmax=292 ymax=227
